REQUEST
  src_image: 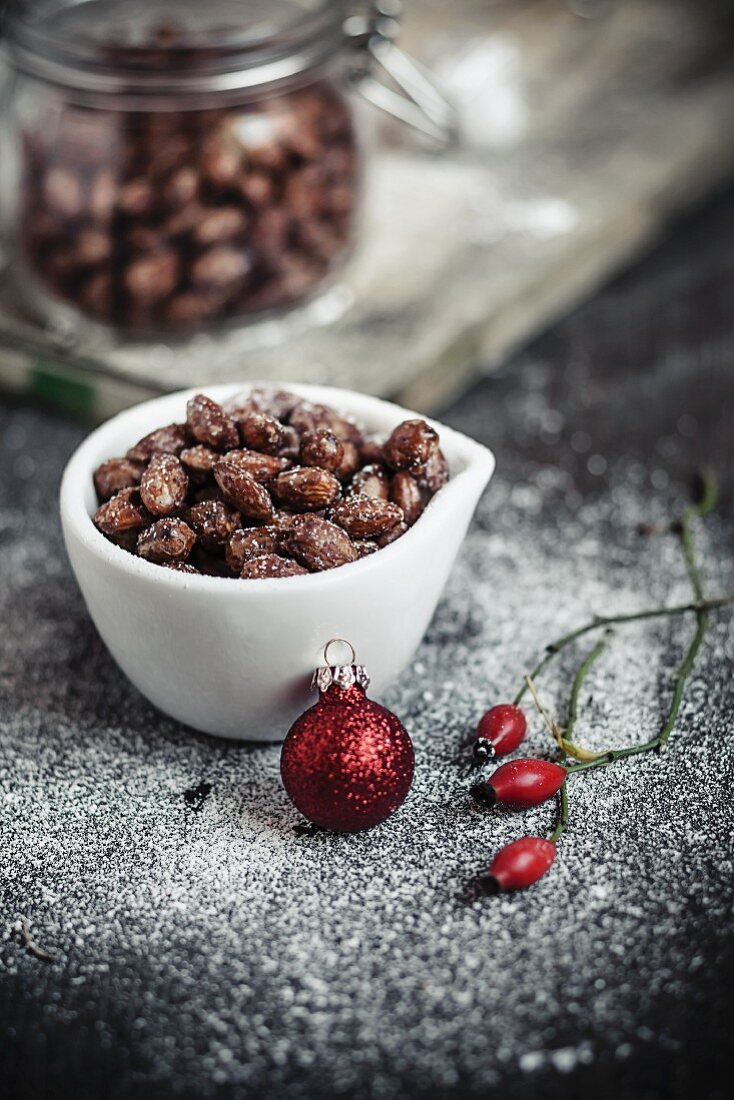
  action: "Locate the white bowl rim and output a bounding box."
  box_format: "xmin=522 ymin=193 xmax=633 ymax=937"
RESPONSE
xmin=60 ymin=381 xmax=496 ymax=595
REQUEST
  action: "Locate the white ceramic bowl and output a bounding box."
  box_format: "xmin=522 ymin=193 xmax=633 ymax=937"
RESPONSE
xmin=60 ymin=382 xmax=495 ymax=741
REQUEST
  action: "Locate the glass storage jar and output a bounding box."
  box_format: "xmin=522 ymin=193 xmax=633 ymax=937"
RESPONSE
xmin=0 ymin=0 xmax=455 ymax=336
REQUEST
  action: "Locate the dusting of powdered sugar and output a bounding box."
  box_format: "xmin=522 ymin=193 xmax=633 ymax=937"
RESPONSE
xmin=0 ymin=387 xmax=732 ymax=1099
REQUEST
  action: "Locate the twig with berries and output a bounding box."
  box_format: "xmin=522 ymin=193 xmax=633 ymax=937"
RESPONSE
xmin=470 ymin=471 xmax=734 ymax=893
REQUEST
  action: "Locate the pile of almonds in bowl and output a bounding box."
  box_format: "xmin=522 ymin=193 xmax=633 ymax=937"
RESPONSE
xmin=92 ymin=388 xmax=449 ymax=579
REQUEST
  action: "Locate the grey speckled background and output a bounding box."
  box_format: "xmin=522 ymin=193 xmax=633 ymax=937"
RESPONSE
xmin=1 ymin=192 xmax=733 ymax=1100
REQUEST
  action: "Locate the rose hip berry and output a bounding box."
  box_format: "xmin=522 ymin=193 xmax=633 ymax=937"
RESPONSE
xmin=474 ymin=704 xmax=528 ymax=763
xmin=471 ymin=759 xmax=566 ymax=809
xmin=481 ymin=837 xmax=557 ymax=892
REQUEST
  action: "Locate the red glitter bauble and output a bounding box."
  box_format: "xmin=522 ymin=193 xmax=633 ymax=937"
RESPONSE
xmin=280 ymin=674 xmax=414 ymax=833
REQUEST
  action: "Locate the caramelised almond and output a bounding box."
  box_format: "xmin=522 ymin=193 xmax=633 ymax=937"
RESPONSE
xmin=349 ymin=463 xmax=389 ymax=501
xmin=224 ymin=388 xmax=300 ymax=422
xmin=237 ymin=411 xmax=286 ymax=455
xmin=215 ymin=448 xmax=288 ymax=483
xmin=240 ymin=554 xmax=308 ymax=579
xmin=383 ymin=419 xmax=438 ymax=471
xmin=277 ymin=425 xmax=301 ymax=461
xmin=390 ymin=471 xmax=425 ymax=527
xmin=334 ymin=440 xmax=360 ymax=482
xmin=280 ymin=514 xmax=359 ymax=572
xmin=377 ymin=521 xmax=408 ymax=548
xmin=137 ymin=518 xmax=196 ymax=563
xmin=186 ymin=393 xmax=239 ymax=451
xmin=213 ymin=457 xmax=274 ymax=520
xmin=272 ymin=466 xmax=341 ymax=511
xmin=93 ymin=457 xmax=144 ymax=502
xmin=354 ymin=539 xmax=379 ymax=558
xmin=180 ymin=444 xmax=218 ymax=482
xmin=91 ymin=388 xmax=448 ymax=576
xmin=225 ymin=526 xmax=282 ymax=573
xmin=289 ymin=400 xmax=363 ymax=446
xmin=93 ymin=487 xmax=148 ymax=537
xmin=186 ymin=500 xmax=240 ymax=552
xmin=359 ymin=440 xmax=385 ymax=466
xmin=329 ymin=494 xmax=403 ymax=539
xmin=140 ymin=454 xmax=189 ymax=516
xmin=126 ymin=423 xmax=188 ymax=463
xmin=415 ymin=447 xmax=449 ymax=493
xmin=22 ymin=86 xmax=358 ymax=330
xmin=163 ymin=561 xmax=200 ymax=575
xmin=299 ymin=429 xmax=343 ymax=473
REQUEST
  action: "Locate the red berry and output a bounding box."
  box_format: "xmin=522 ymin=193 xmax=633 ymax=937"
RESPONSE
xmin=486 ymin=837 xmax=557 ymax=891
xmin=474 ymin=704 xmax=527 ymax=762
xmin=472 ymin=758 xmax=566 ymax=809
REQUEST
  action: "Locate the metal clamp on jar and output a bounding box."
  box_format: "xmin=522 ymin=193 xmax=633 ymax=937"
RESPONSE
xmin=0 ymin=0 xmax=457 ymax=336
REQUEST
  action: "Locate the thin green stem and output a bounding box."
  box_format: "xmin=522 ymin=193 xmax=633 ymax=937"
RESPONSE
xmin=689 ymin=467 xmax=718 ymax=519
xmin=565 ymin=635 xmax=608 ymax=740
xmin=548 ymin=636 xmax=608 ymax=843
xmin=536 ymin=469 xmax=720 ymax=850
xmin=679 ymin=516 xmax=705 ymax=602
xmin=660 ymin=467 xmax=715 ymax=742
xmin=512 ymin=592 xmax=733 ymax=706
xmin=549 ymin=781 xmax=568 ymax=843
xmin=659 ymin=609 xmax=708 ymax=747
xmin=676 ymin=466 xmax=716 ymax=603
xmin=566 ymin=605 xmax=710 ymax=775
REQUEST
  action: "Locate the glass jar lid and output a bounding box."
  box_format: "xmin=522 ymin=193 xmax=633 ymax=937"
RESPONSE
xmin=3 ymin=0 xmax=458 ymax=145
xmin=3 ymin=0 xmax=345 ymax=89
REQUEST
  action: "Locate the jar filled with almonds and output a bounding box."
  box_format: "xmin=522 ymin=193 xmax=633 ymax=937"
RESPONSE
xmin=0 ymin=0 xmax=456 ymax=336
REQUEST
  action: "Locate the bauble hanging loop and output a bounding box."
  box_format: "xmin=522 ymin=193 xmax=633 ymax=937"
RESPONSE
xmin=280 ymin=639 xmax=415 ymax=833
xmin=312 ymin=638 xmax=371 ymax=694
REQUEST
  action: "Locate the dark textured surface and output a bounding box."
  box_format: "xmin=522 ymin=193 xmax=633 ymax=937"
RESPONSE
xmin=1 ymin=190 xmax=733 ymax=1100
